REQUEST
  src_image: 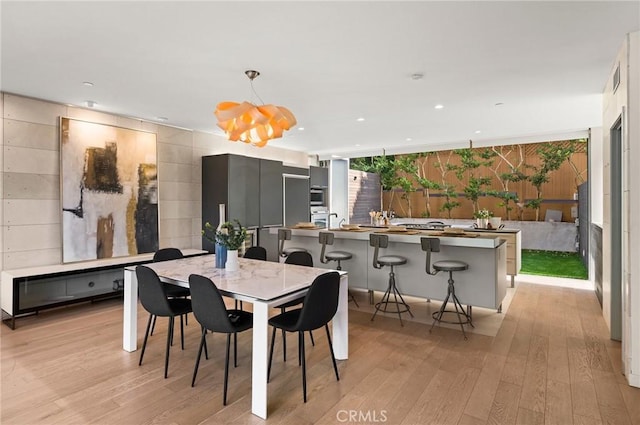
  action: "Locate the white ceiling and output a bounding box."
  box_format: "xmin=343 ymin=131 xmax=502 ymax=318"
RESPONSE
xmin=2 ymin=1 xmax=638 ymax=159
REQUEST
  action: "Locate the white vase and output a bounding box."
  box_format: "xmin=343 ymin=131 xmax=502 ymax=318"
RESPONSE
xmin=225 ymin=249 xmax=239 ymax=271
xmin=489 ymin=217 xmax=502 ymax=229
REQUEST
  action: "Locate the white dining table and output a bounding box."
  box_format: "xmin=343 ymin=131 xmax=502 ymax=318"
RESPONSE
xmin=122 ymin=254 xmax=349 ymax=419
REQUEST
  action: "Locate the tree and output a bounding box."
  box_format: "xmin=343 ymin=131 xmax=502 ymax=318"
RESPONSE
xmin=413 ymin=152 xmax=441 ymax=218
xmin=449 ymin=147 xmax=495 ymax=214
xmin=488 ymin=144 xmax=528 ymax=220
xmin=566 ymin=139 xmax=587 ymax=190
xmin=433 ymin=150 xmax=460 ymax=218
xmin=350 ymin=154 xmax=397 ymax=215
xmin=393 ymin=154 xmax=418 ymax=218
xmin=525 ymin=142 xmax=574 ymax=221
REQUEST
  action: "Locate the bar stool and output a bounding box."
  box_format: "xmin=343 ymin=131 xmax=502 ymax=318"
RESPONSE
xmin=420 ymin=237 xmax=473 ymax=339
xmin=278 ymin=229 xmax=308 ymax=258
xmin=369 ymin=233 xmax=413 ymax=326
xmin=319 ymin=232 xmax=358 ymax=307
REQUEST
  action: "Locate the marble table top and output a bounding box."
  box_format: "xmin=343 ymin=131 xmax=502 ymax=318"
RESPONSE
xmin=131 ymin=254 xmax=339 ymax=302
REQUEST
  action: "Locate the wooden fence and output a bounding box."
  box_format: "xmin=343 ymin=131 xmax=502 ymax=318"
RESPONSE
xmin=374 ymin=140 xmax=587 ymax=222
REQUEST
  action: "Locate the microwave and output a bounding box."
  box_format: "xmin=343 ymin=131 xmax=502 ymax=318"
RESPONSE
xmin=310 ymin=188 xmax=325 ymax=206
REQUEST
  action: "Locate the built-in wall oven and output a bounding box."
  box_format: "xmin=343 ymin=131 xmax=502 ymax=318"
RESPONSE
xmin=310 ymin=188 xmax=326 ymax=206
xmin=310 ymin=206 xmax=329 ymax=228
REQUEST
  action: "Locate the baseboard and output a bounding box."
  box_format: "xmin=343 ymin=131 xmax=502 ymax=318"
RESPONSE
xmin=627 ymin=372 xmax=640 ymax=388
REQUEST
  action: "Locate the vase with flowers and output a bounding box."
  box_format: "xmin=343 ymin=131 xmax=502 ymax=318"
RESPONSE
xmin=473 ymin=209 xmax=493 ymax=229
xmin=203 ymin=219 xmax=247 ymax=271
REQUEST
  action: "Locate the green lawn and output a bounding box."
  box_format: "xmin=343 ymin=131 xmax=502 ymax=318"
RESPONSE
xmin=521 ymin=249 xmax=588 ymax=280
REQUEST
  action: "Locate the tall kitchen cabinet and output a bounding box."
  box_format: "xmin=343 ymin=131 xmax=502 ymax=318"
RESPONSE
xmin=202 ymin=154 xmax=283 ymax=254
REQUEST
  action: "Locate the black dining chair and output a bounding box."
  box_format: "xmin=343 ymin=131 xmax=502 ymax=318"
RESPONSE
xmin=188 ymin=274 xmax=253 ymax=405
xmin=243 ymin=246 xmax=267 ymax=261
xmin=267 ymin=271 xmax=341 ymax=402
xmin=150 ymin=248 xmax=190 ymax=335
xmin=136 ymin=265 xmax=192 ymax=379
xmin=279 ymin=252 xmax=315 ymax=359
xmin=284 ymin=251 xmax=313 ymax=267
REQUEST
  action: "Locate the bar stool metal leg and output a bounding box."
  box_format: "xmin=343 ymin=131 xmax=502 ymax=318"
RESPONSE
xmin=430 ymin=271 xmax=473 ymax=339
xmin=371 ymin=266 xmax=413 ymax=326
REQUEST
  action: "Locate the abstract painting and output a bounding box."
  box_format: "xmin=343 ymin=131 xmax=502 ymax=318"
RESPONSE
xmin=60 ymin=117 xmax=158 ymax=263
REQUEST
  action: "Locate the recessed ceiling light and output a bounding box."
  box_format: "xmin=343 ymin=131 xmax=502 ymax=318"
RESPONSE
xmin=434 ymin=104 xmax=444 ymax=110
xmin=156 ymin=117 xmax=168 ymax=122
xmin=82 ymin=81 xmax=94 ymax=87
xmin=298 ymin=127 xmax=305 ymax=131
xmin=474 ymin=130 xmax=481 ymax=134
xmin=406 ymin=138 xmax=412 ymax=142
xmin=495 ymin=102 xmax=504 ymax=106
xmin=85 ymin=100 xmax=97 ymax=108
xmin=331 ymin=154 xmax=342 ymax=158
xmin=355 ymin=144 xmax=361 ymax=147
xmin=356 ymin=117 xmax=365 ymax=122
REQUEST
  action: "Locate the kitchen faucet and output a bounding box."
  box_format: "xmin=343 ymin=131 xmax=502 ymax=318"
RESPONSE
xmin=329 ymin=212 xmax=338 ymax=228
xmin=339 ymin=218 xmax=345 ymax=227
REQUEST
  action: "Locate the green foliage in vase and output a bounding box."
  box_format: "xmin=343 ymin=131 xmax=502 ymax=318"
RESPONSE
xmin=202 ymin=220 xmax=248 ymax=250
xmin=473 ymin=208 xmax=493 ymax=219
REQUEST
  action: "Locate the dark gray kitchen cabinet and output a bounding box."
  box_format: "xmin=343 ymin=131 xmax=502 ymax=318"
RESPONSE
xmin=202 ymin=154 xmax=260 ymax=251
xmin=310 ymin=166 xmax=329 ymax=188
xmin=259 ymin=159 xmax=283 ymax=227
xmin=202 ymin=154 xmax=283 ymax=253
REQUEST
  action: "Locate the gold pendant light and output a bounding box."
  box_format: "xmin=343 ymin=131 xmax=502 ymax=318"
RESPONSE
xmin=214 ymin=70 xmax=296 ymax=148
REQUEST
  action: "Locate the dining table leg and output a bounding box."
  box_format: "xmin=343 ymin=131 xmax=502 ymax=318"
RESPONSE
xmin=251 ymin=301 xmax=269 ymax=419
xmin=332 ymin=274 xmax=349 ymax=360
xmin=123 ymin=268 xmax=138 ymax=352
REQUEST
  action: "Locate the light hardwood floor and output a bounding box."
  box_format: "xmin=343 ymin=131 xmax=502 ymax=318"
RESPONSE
xmin=1 ymin=282 xmax=639 ymax=425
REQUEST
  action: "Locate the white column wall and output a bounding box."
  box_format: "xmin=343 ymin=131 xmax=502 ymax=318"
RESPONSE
xmin=0 ymin=93 xmax=4 ymax=280
xmin=626 ymin=31 xmax=640 ymax=387
xmin=602 ymin=31 xmax=640 ymax=387
xmin=329 ymin=159 xmax=349 ymax=226
xmin=589 ymin=126 xmax=603 ymax=226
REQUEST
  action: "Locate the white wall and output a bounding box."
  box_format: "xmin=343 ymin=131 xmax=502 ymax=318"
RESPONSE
xmin=0 ymin=93 xmax=308 ymax=274
xmin=0 ymin=93 xmax=4 ymax=277
xmin=589 ymin=126 xmax=603 ymax=226
xmin=626 ymin=31 xmax=640 ymax=388
xmin=602 ymin=31 xmax=640 ymax=387
xmin=329 ymin=159 xmax=349 ymax=227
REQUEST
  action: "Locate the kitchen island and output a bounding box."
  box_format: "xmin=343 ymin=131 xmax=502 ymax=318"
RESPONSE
xmin=393 ymin=220 xmax=521 ymax=287
xmin=271 ymin=227 xmax=508 ymax=311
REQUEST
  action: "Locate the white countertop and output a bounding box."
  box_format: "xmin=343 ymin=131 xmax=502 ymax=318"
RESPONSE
xmin=135 ymin=254 xmax=340 ymax=302
xmin=272 ymin=228 xmax=503 ymax=249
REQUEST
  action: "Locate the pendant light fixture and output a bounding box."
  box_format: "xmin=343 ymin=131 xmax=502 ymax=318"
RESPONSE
xmin=214 ymin=70 xmax=297 ymax=148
